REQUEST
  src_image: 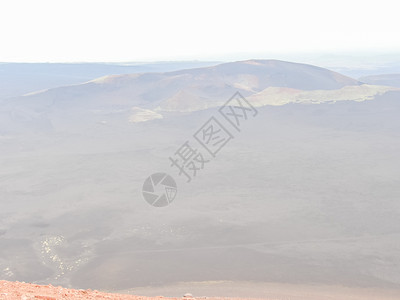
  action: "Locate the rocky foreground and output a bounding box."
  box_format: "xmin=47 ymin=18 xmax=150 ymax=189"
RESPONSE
xmin=0 ymin=281 xmax=266 ymax=300
xmin=3 ymin=280 xmax=400 ymax=300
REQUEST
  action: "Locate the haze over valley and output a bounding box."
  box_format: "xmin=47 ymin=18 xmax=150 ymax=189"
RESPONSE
xmin=0 ymin=58 xmax=400 ymax=299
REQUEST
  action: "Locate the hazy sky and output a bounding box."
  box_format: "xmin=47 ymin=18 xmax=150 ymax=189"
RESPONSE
xmin=1 ymin=0 xmax=399 ymax=62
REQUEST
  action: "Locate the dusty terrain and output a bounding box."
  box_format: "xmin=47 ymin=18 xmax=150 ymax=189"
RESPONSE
xmin=0 ymin=281 xmax=269 ymax=300
xmin=2 ymin=280 xmax=400 ymax=300
xmin=1 ymin=61 xmax=400 ymax=297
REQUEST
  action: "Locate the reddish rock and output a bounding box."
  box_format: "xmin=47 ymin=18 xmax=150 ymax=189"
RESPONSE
xmin=0 ymin=280 xmax=268 ymax=300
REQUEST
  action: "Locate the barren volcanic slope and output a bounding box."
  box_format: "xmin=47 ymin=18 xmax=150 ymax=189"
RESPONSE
xmin=1 ymin=60 xmax=400 ymax=296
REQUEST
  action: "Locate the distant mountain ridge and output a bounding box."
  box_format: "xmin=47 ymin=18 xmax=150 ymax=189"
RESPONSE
xmin=359 ymin=74 xmax=400 ymax=88
xmin=9 ymin=59 xmax=362 ymax=106
xmin=1 ymin=59 xmax=398 ymax=127
xmin=0 ymin=61 xmax=220 ymax=100
xmin=170 ymin=59 xmax=362 ymax=90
